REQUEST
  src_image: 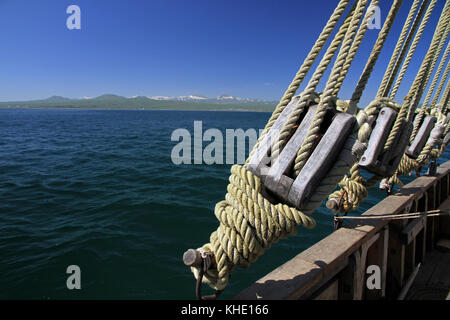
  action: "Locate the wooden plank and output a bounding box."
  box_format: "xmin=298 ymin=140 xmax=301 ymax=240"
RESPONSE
xmin=354 ymin=234 xmax=380 ymax=300
xmin=339 ymin=251 xmax=360 ymax=300
xmin=415 ymin=226 xmax=426 ymax=264
xmin=401 ymin=217 xmax=426 ymax=245
xmin=438 ymin=197 xmax=450 ymax=238
xmin=366 ymin=227 xmax=389 ymax=299
xmin=233 ymin=162 xmax=450 ymax=300
xmin=299 ymin=260 xmax=347 ymax=300
xmin=407 ymin=250 xmax=450 ymax=299
xmin=427 ymin=185 xmax=435 ymax=211
xmin=387 ymin=221 xmax=406 ymax=298
xmin=404 ymin=238 xmax=416 ymax=277
xmin=232 ymin=258 xmax=323 ymax=300
xmin=312 ymin=278 xmax=339 ymax=300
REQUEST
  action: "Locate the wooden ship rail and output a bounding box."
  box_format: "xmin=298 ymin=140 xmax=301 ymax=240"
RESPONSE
xmin=234 ymin=160 xmax=450 ymax=300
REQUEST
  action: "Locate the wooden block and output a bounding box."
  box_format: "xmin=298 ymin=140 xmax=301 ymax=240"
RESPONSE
xmin=287 ymin=111 xmax=355 ymax=208
xmin=264 ymin=106 xmax=317 ymax=200
xmin=360 ymin=107 xmax=396 ymax=167
xmin=406 ymin=115 xmax=437 ymax=159
xmin=247 ymin=96 xmax=300 ymax=176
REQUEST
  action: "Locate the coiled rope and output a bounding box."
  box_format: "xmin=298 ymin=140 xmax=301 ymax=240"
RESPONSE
xmin=186 ymin=0 xmax=450 ymax=294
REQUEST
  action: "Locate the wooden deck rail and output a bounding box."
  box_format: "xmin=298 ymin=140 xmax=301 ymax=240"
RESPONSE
xmin=234 ymin=160 xmax=450 ymax=300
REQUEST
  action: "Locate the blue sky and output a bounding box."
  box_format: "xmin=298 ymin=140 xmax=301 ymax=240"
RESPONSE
xmin=0 ymin=0 xmax=447 ymax=106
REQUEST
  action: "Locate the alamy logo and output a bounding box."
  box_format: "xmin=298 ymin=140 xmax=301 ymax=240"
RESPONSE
xmin=66 ymin=5 xmax=81 ymax=30
xmin=66 ymin=265 xmax=81 ymax=290
xmin=171 ymin=121 xmax=263 ymax=165
xmin=366 ymin=265 xmax=381 ymax=290
xmin=367 ymin=5 xmax=381 ymax=30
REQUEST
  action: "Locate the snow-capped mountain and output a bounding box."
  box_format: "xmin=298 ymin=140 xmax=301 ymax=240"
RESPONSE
xmin=148 ymin=96 xmax=174 ymax=100
xmin=177 ymin=95 xmax=208 ymax=101
xmin=143 ymin=93 xmax=267 ymax=103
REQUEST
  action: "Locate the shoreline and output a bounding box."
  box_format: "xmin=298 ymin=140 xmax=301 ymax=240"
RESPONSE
xmin=0 ymin=106 xmax=274 ymax=113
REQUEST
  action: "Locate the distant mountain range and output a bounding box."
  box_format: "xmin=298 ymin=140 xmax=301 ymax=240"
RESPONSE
xmin=0 ymin=94 xmax=277 ymax=112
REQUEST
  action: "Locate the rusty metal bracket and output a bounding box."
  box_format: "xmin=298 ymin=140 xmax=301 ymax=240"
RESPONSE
xmin=195 ymin=260 xmax=223 ymax=300
xmin=183 ymin=249 xmax=222 ymax=300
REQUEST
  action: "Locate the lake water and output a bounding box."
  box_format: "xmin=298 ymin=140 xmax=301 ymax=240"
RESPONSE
xmin=0 ymin=108 xmax=447 ymax=299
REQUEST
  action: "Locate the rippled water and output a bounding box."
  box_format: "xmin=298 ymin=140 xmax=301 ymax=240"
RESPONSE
xmin=0 ymin=108 xmax=448 ymax=299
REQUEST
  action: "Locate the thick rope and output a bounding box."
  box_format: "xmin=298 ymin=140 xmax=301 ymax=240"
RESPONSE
xmin=351 ymin=0 xmax=404 ymax=105
xmin=411 ymin=23 xmax=449 ymax=142
xmin=293 ymin=0 xmax=370 ymax=176
xmin=390 ymin=0 xmax=438 ymax=99
xmin=328 ymin=98 xmax=402 ymax=212
xmin=333 ymin=0 xmax=381 ymax=96
xmin=246 ymin=0 xmax=351 ymax=166
xmin=406 ymin=0 xmax=449 ymax=121
xmin=327 ymin=0 xmax=406 ymax=212
xmin=440 ymin=78 xmax=450 ymax=113
xmin=188 ymin=0 xmax=450 ymax=294
xmin=382 ymin=0 xmax=431 ymax=98
xmin=377 ymin=0 xmax=422 ymax=98
xmin=384 ymin=0 xmax=445 ymax=153
xmin=431 ymin=61 xmax=450 ymax=106
xmin=422 ymin=26 xmax=450 ymax=107
xmin=268 ymin=1 xmax=359 ymax=161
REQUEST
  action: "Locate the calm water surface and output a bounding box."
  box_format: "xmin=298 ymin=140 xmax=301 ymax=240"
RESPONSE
xmin=0 ymin=108 xmax=447 ymax=299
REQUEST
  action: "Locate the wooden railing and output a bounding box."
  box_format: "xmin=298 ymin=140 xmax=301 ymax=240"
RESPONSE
xmin=234 ymin=160 xmax=450 ymax=300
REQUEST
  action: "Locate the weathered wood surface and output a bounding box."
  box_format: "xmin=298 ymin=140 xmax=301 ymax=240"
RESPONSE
xmin=406 ymin=197 xmax=450 ymax=299
xmin=233 ymin=161 xmax=450 ymax=300
xmin=406 ymin=250 xmax=450 ymax=300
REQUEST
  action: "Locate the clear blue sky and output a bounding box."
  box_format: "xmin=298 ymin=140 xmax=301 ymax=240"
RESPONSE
xmin=0 ymin=0 xmax=446 ymax=106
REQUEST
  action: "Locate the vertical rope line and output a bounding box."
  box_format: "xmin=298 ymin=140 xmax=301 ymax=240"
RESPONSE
xmin=245 ymin=0 xmax=351 ymax=167
xmin=332 ymin=0 xmax=380 ymax=96
xmin=267 ymin=1 xmax=359 ymax=161
xmin=351 ymin=0 xmax=404 ymax=105
xmin=382 ymin=0 xmax=430 ymax=98
xmin=440 ymin=78 xmax=450 ymax=113
xmin=382 ymin=0 xmax=444 ymax=152
xmin=293 ymin=0 xmax=370 ymax=175
xmin=422 ymin=24 xmax=450 ymax=105
xmin=423 ymin=34 xmax=450 ymax=107
xmin=410 ymin=23 xmax=449 ymax=142
xmin=406 ymin=1 xmax=449 ymax=122
xmin=389 ymin=0 xmax=438 ymax=99
xmin=432 ymin=63 xmax=450 ymax=106
xmin=377 ymin=0 xmax=422 ymax=98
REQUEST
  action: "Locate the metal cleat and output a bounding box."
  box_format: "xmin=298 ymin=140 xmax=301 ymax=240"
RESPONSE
xmin=406 ymin=115 xmax=437 ymax=159
xmin=248 ymin=102 xmax=356 ymax=210
xmin=359 ymin=107 xmax=412 ymax=177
